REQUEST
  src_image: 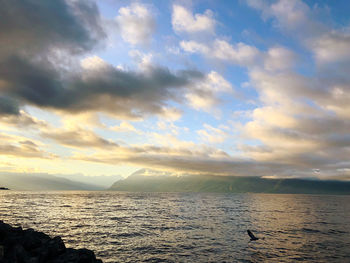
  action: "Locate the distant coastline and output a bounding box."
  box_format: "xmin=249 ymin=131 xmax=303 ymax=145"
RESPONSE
xmin=0 ymin=187 xmax=9 ymax=190
xmin=109 ymin=171 xmax=350 ymax=195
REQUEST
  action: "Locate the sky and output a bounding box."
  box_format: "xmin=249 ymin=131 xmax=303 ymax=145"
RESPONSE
xmin=1 ymin=0 xmax=350 ymax=180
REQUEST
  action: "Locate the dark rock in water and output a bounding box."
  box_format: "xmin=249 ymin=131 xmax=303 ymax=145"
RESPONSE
xmin=0 ymin=220 xmax=102 ymax=263
xmin=0 ymin=187 xmax=9 ymax=190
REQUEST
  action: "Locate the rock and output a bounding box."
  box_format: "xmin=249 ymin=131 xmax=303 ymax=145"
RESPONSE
xmin=0 ymin=221 xmax=103 ymax=263
xmin=47 ymin=236 xmax=66 ymax=258
xmin=0 ymin=245 xmax=4 ymax=259
xmin=23 ymin=229 xmax=47 ymax=250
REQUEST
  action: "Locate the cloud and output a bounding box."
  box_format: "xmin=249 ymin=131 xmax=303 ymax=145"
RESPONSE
xmin=269 ymin=0 xmax=312 ymax=30
xmin=0 ymin=0 xmax=102 ymax=116
xmin=158 ymin=107 xmax=183 ymax=121
xmin=115 ymin=3 xmax=155 ymax=45
xmin=0 ymin=133 xmax=53 ymax=159
xmin=0 ymin=0 xmax=205 ymax=120
xmin=156 ymin=121 xmax=189 ymax=135
xmin=41 ymin=127 xmax=119 ymax=149
xmin=172 ymin=5 xmax=216 ymax=34
xmin=43 ymin=125 xmax=230 ymax=167
xmin=246 ymin=0 xmax=350 ymax=66
xmin=0 ymin=96 xmax=19 ymax=115
xmin=58 ymin=0 xmax=340 ymax=178
xmin=149 ymin=133 xmax=196 ymax=149
xmin=0 ymin=54 xmax=203 ymax=119
xmin=197 ymin=124 xmax=228 ymax=144
xmin=248 ymin=69 xmax=312 ymax=104
xmin=80 ymin=55 xmax=110 ymax=71
xmin=181 ymin=39 xmax=298 ymax=72
xmin=181 ymin=40 xmax=260 ymax=66
xmin=311 ymin=31 xmax=350 ymax=64
xmin=247 ymin=0 xmax=317 ymax=33
xmin=0 ymin=110 xmax=48 ymax=128
xmin=180 ymin=39 xmax=298 ymax=72
xmin=2 ymin=0 xmax=350 ymax=180
xmin=73 ymin=148 xmax=295 ymax=176
xmin=263 ymin=46 xmax=297 ymax=72
xmin=269 ymin=0 xmax=350 ymax=66
xmin=57 ymin=111 xmax=104 ymax=130
xmin=111 ymin=121 xmax=138 ymax=133
xmin=239 ymin=67 xmax=350 ymax=171
xmin=34 ymin=124 xmax=267 ymax=176
xmin=185 ymin=71 xmax=233 ymax=113
xmin=0 ymin=0 xmax=104 ymax=58
xmin=203 ymin=0 xmax=350 ymax=177
xmin=128 ymin=49 xmax=153 ymax=70
xmin=30 ymin=119 xmax=350 ymax=178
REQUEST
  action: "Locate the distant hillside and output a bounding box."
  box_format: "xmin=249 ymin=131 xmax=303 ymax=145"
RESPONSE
xmin=109 ymin=170 xmax=350 ymax=194
xmin=53 ymin=173 xmax=122 ymax=188
xmin=0 ymin=173 xmax=103 ymax=191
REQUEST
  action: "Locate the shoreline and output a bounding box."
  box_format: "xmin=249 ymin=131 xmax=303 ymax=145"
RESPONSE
xmin=0 ymin=221 xmax=102 ymax=262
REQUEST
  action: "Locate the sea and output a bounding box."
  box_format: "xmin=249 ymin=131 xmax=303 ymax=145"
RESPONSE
xmin=1 ymin=191 xmax=350 ymax=263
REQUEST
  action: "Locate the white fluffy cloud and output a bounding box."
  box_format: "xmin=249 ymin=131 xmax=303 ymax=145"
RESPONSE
xmin=311 ymin=31 xmax=350 ymax=64
xmin=80 ymin=56 xmax=109 ymax=71
xmin=185 ymin=71 xmax=233 ymax=113
xmin=181 ymin=39 xmax=260 ymax=66
xmin=181 ymin=39 xmax=296 ymax=71
xmin=247 ymin=0 xmax=350 ymax=66
xmin=263 ymin=46 xmax=296 ymax=72
xmin=111 ymin=121 xmax=138 ymax=133
xmin=116 ymin=3 xmax=155 ymax=45
xmin=172 ymin=5 xmax=216 ymax=34
xmin=247 ymin=0 xmax=314 ymax=32
xmin=128 ymin=49 xmax=153 ymax=71
xmin=197 ymin=124 xmax=228 ymax=144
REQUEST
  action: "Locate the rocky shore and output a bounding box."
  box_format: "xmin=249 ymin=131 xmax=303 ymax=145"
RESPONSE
xmin=0 ymin=221 xmax=102 ymax=263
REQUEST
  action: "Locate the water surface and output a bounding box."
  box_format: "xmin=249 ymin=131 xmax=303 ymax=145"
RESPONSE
xmin=1 ymin=191 xmax=349 ymax=262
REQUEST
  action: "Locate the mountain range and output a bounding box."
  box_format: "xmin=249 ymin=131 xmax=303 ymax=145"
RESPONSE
xmin=0 ymin=173 xmax=106 ymax=190
xmin=2 ymin=169 xmax=350 ymax=194
xmin=109 ymin=169 xmax=350 ymax=194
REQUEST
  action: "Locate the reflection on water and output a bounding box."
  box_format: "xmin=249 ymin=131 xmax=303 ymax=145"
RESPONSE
xmin=0 ymin=191 xmax=350 ymax=262
xmin=244 ymin=194 xmax=350 ymax=262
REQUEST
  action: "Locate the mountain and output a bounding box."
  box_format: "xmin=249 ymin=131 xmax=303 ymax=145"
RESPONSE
xmin=0 ymin=173 xmax=103 ymax=191
xmin=109 ymin=169 xmax=350 ymax=194
xmin=53 ymin=173 xmax=122 ymax=188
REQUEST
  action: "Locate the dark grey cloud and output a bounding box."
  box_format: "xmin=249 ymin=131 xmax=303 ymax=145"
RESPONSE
xmin=0 ymin=56 xmax=64 ymax=108
xmin=0 ymin=96 xmax=19 ymax=115
xmin=0 ymin=0 xmax=105 ymax=116
xmin=63 ymin=65 xmax=202 ymax=118
xmin=0 ymin=0 xmax=104 ymax=57
xmin=0 ymin=0 xmax=203 ymax=118
xmin=0 ymin=55 xmax=202 ymax=118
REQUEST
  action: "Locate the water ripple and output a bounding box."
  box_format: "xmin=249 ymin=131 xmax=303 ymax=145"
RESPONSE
xmin=0 ymin=191 xmax=350 ymax=262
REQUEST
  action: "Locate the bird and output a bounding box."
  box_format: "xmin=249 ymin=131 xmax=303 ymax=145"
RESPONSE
xmin=247 ymin=229 xmax=259 ymax=241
